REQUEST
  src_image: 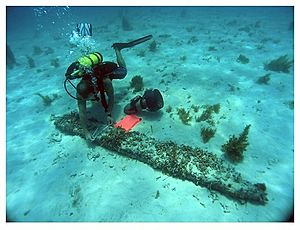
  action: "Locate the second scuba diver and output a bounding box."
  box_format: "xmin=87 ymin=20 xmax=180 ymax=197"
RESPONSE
xmin=124 ymin=89 xmax=164 ymax=115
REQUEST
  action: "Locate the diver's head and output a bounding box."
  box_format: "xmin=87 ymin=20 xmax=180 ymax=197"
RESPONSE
xmin=65 ymin=61 xmax=84 ymax=79
xmin=76 ymin=80 xmax=94 ymax=99
xmin=124 ymin=89 xmax=164 ymax=115
xmin=142 ymin=89 xmax=164 ymax=112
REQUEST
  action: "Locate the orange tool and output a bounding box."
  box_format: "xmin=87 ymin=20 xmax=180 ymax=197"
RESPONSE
xmin=114 ymin=114 xmax=142 ymax=132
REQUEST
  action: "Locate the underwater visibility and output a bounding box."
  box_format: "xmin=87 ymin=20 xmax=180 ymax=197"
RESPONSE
xmin=6 ymin=6 xmax=294 ymax=222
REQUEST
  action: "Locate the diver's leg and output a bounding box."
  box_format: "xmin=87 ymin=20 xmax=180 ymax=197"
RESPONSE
xmin=114 ymin=47 xmax=126 ymax=68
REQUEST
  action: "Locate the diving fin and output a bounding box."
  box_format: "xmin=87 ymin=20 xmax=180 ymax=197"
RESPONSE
xmin=76 ymin=23 xmax=92 ymax=37
xmin=112 ymin=35 xmax=153 ymax=50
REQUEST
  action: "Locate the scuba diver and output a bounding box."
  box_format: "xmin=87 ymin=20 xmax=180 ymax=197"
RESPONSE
xmin=65 ymin=46 xmax=126 ymax=141
xmin=64 ymin=34 xmax=153 ymax=141
xmin=124 ymin=89 xmax=164 ymax=115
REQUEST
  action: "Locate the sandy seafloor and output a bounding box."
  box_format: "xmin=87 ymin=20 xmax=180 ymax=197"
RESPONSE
xmin=6 ymin=6 xmax=294 ymax=222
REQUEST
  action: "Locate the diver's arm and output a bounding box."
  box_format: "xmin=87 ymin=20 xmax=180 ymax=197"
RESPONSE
xmin=103 ymin=78 xmax=114 ymax=116
xmin=124 ymin=96 xmax=143 ymax=115
xmin=77 ymin=94 xmax=89 ymax=136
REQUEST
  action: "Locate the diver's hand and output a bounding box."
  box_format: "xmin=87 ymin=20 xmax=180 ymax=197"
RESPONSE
xmin=106 ymin=115 xmax=115 ymax=125
xmin=85 ymin=132 xmax=94 ymax=142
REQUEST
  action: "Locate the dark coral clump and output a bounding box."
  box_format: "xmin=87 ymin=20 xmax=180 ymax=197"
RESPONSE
xmin=197 ymin=107 xmax=213 ymax=122
xmin=7 ymin=45 xmax=16 ymax=69
xmin=197 ymin=104 xmax=220 ymax=122
xmin=165 ymin=105 xmax=172 ymax=113
xmin=33 ymin=46 xmax=43 ymax=55
xmin=149 ymin=40 xmax=157 ymax=52
xmin=44 ymin=47 xmax=54 ymax=55
xmin=208 ymin=46 xmax=217 ymax=51
xmin=256 ymin=73 xmax=271 ymax=85
xmin=201 ymin=127 xmax=216 ymax=143
xmin=236 ymin=54 xmax=250 ymax=64
xmin=264 ymin=55 xmax=293 ymax=73
xmin=177 ymin=108 xmax=192 ymax=125
xmin=191 ymin=104 xmax=200 ymax=113
xmin=283 ymin=100 xmax=294 ymax=110
xmin=221 ymin=125 xmax=251 ymax=163
xmin=122 ymin=16 xmax=133 ymax=31
xmin=130 ymin=75 xmax=144 ymax=92
xmin=212 ymin=103 xmax=220 ymax=114
xmin=50 ymin=58 xmax=60 ymax=68
xmin=27 ymin=56 xmax=36 ymax=68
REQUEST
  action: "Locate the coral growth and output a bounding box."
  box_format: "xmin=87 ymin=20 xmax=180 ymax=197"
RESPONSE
xmin=236 ymin=54 xmax=250 ymax=64
xmin=197 ymin=107 xmax=212 ymax=122
xmin=36 ymin=93 xmax=60 ymax=106
xmin=137 ymin=49 xmax=146 ymax=57
xmin=201 ymin=127 xmax=216 ymax=143
xmin=238 ymin=26 xmax=251 ymax=33
xmin=256 ymin=73 xmax=271 ymax=85
xmin=44 ymin=47 xmax=54 ymax=55
xmin=33 ymin=46 xmax=43 ymax=55
xmin=6 ymin=45 xmax=16 ymax=69
xmin=227 ymin=20 xmax=237 ymax=26
xmin=186 ymin=27 xmax=193 ymax=32
xmin=165 ymin=105 xmax=172 ymax=113
xmin=197 ymin=104 xmax=220 ymax=122
xmin=50 ymin=58 xmax=60 ymax=68
xmin=149 ymin=40 xmax=157 ymax=52
xmin=191 ymin=104 xmax=200 ymax=113
xmin=180 ymin=55 xmax=187 ymax=61
xmin=264 ymin=55 xmax=293 ymax=73
xmin=254 ymin=21 xmax=261 ymax=28
xmin=188 ymin=36 xmax=198 ymax=44
xmin=208 ymin=46 xmax=217 ymax=51
xmin=283 ymin=100 xmax=294 ymax=110
xmin=69 ymin=184 xmax=82 ymax=208
xmin=130 ymin=75 xmax=144 ymax=92
xmin=221 ymin=125 xmax=251 ymax=163
xmin=177 ymin=107 xmax=192 ymax=125
xmin=26 ymin=56 xmax=35 ymax=68
xmin=122 ymin=16 xmax=133 ymax=31
xmin=100 ymin=127 xmax=128 ymax=150
xmin=212 ymin=103 xmax=220 ymax=113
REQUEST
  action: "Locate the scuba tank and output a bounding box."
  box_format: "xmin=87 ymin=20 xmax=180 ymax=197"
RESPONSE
xmin=78 ymin=52 xmax=103 ymax=68
xmin=64 ymin=52 xmax=103 ymax=101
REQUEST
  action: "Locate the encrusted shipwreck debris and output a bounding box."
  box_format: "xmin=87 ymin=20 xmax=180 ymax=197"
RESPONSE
xmin=53 ymin=112 xmax=268 ymax=205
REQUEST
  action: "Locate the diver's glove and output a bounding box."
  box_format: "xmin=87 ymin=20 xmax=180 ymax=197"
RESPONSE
xmin=107 ymin=116 xmax=114 ymax=125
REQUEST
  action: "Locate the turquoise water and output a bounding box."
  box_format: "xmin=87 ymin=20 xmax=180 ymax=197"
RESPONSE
xmin=6 ymin=6 xmax=294 ymax=222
